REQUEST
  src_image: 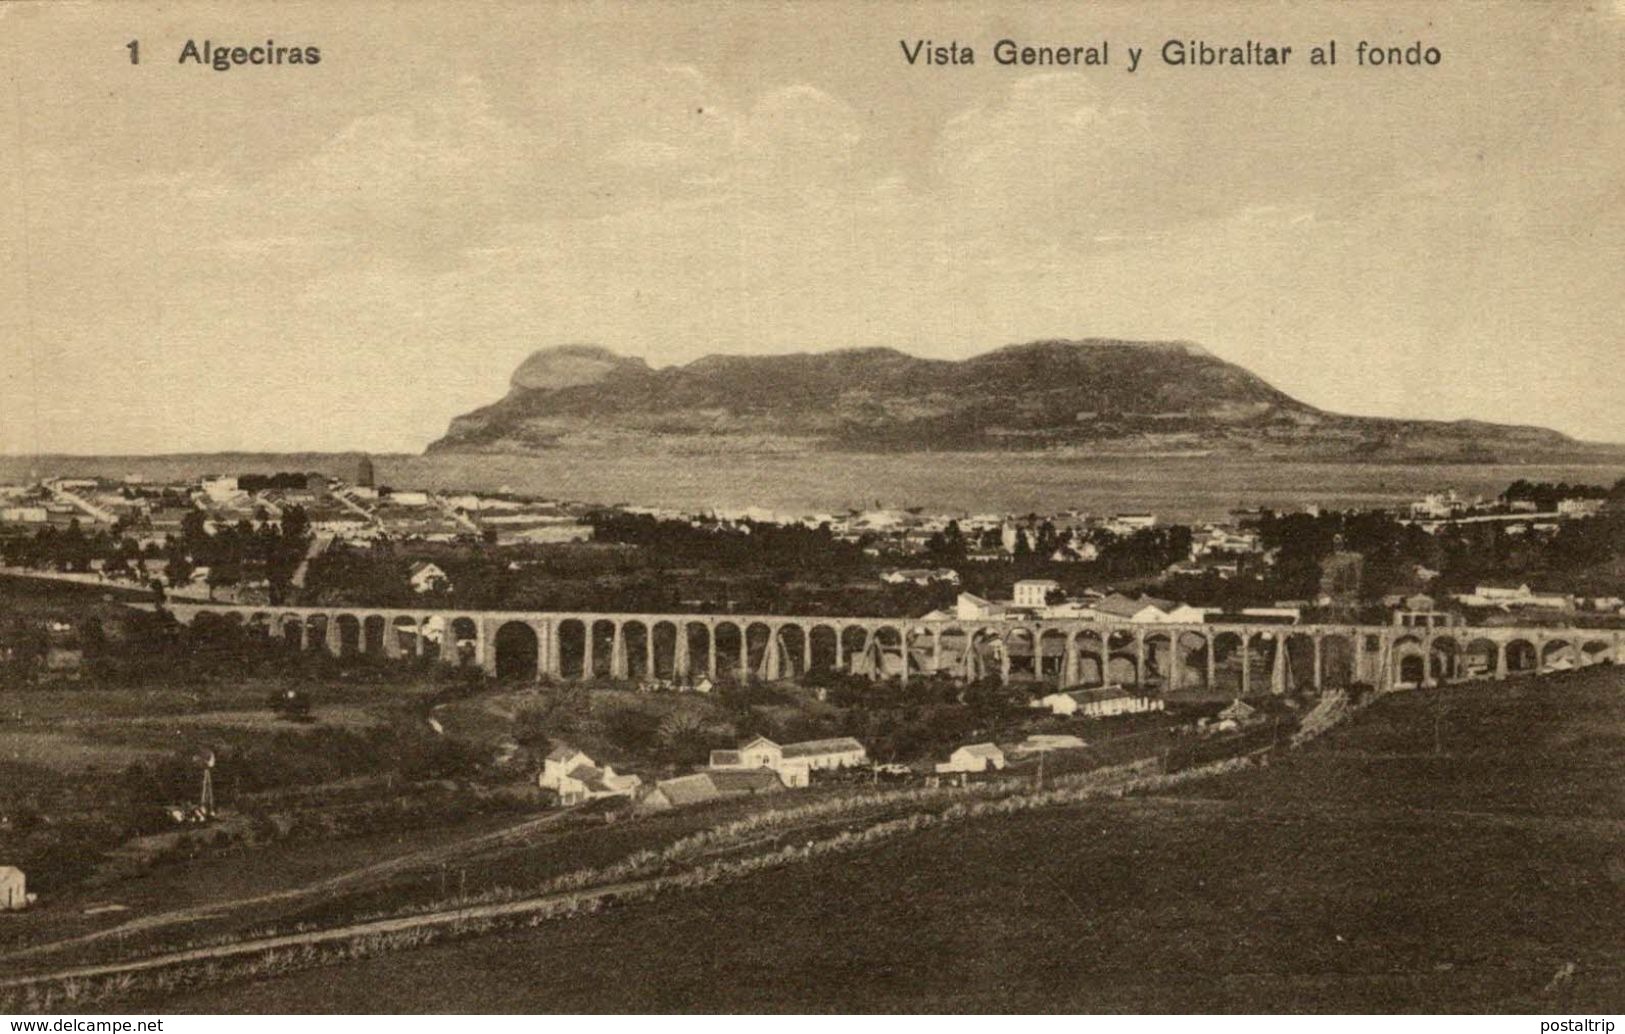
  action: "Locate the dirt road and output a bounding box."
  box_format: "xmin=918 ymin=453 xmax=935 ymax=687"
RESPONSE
xmin=0 ymin=805 xmax=581 ymax=964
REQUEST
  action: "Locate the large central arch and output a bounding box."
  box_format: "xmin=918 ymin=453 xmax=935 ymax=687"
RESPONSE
xmin=494 ymin=621 xmax=539 ymax=681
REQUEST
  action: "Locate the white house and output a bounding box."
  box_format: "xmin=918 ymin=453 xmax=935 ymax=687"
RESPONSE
xmin=1050 ymin=539 xmax=1100 ymax=563
xmin=781 ymin=736 xmax=867 ymax=770
xmin=0 ymin=866 xmax=26 ymax=910
xmin=955 ymin=592 xmax=1006 ymax=622
xmin=710 ymin=735 xmax=865 ymax=784
xmin=1453 ymin=584 xmax=1573 ymax=611
xmin=882 ymin=567 xmax=960 ymax=587
xmin=1013 ymin=579 xmax=1061 ymax=609
xmin=538 ymin=745 xmax=641 ymax=805
xmin=936 ymin=742 xmax=1006 ymax=774
xmin=1039 ymin=686 xmax=1163 ymax=719
xmin=407 ymin=561 xmax=449 ymax=594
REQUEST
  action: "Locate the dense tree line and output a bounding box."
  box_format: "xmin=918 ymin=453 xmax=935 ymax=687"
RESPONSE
xmin=588 ymin=511 xmax=868 ymax=573
xmin=1500 ymin=479 xmax=1620 ymax=510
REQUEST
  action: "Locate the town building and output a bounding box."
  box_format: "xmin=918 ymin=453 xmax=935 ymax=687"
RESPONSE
xmin=1106 ymin=512 xmax=1157 ymax=535
xmin=1556 ymin=498 xmax=1603 ymax=518
xmin=1453 ymin=584 xmax=1572 ymax=612
xmin=1012 ymin=579 xmax=1060 ymax=608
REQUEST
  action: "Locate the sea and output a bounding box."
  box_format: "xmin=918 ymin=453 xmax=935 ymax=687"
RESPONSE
xmin=4 ymin=451 xmax=1622 ymax=523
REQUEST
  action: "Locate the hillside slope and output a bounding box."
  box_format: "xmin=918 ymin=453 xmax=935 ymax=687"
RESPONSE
xmin=428 ymin=339 xmax=1584 ymax=459
xmin=139 ymin=669 xmax=1625 ymax=1013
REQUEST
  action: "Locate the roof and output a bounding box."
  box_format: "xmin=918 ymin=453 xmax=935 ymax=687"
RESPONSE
xmin=781 ymin=737 xmax=865 ymax=758
xmin=1091 ymin=594 xmax=1156 ymax=619
xmin=1021 ymin=734 xmax=1086 ymax=750
xmin=1218 ymin=699 xmax=1258 ymax=720
xmin=707 ymin=769 xmax=785 ymax=794
xmin=1066 ymin=686 xmax=1135 ymax=704
xmin=566 ymin=763 xmax=614 ymax=793
xmin=652 ymin=773 xmax=719 ymax=806
xmin=708 ymin=749 xmax=742 ymax=767
xmin=739 ymin=736 xmax=781 ymax=752
xmin=547 ymin=745 xmax=585 ymax=763
xmin=955 ymin=742 xmax=1003 ymax=759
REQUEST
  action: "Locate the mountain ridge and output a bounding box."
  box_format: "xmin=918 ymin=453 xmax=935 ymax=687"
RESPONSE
xmin=428 ymin=339 xmax=1590 ymax=460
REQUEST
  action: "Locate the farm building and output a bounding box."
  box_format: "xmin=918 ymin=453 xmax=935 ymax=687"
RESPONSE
xmin=936 ymin=743 xmax=1006 ymax=774
xmin=638 ymin=769 xmax=787 ymax=814
xmin=0 ymin=867 xmax=25 ymax=911
xmin=710 ymin=735 xmax=865 ymax=784
xmin=1040 ymin=686 xmax=1163 ymax=719
xmin=1209 ymin=698 xmax=1266 ymax=733
xmin=537 ymin=745 xmax=641 ymax=805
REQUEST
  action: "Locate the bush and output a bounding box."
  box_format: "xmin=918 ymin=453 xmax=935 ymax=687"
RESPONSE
xmin=602 ymin=706 xmax=662 ymax=754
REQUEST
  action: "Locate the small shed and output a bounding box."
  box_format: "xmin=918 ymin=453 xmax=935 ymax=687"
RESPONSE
xmin=0 ymin=866 xmax=26 ymax=911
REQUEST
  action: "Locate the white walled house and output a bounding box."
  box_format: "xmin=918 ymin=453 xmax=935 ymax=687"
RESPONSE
xmin=781 ymin=737 xmax=867 ymax=770
xmin=955 ymin=592 xmax=1006 ymax=622
xmin=1040 ymin=687 xmax=1164 ymax=719
xmin=936 ymin=743 xmax=1006 ymax=774
xmin=407 ymin=561 xmax=449 ymax=594
xmin=710 ymin=736 xmax=865 ymax=783
xmin=1013 ymin=579 xmax=1061 ymax=609
xmin=538 ymin=745 xmax=641 ymax=805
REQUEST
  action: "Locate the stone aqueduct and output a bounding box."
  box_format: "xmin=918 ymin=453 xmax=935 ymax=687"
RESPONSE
xmin=158 ymin=602 xmax=1623 ymax=695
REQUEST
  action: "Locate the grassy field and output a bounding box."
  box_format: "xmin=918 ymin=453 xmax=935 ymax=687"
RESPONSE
xmin=127 ymin=667 xmax=1625 ymax=1013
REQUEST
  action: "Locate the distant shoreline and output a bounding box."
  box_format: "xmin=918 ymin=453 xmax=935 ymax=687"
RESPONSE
xmin=4 ymin=451 xmax=1621 ymax=524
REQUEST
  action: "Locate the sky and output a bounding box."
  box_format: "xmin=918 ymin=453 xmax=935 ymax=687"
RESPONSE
xmin=1 ymin=0 xmax=1622 ymax=454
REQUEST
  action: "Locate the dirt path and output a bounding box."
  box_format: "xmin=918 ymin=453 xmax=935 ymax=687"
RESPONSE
xmin=0 ymin=806 xmax=581 ymax=964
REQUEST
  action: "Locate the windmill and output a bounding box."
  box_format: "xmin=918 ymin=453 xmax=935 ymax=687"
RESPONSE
xmin=193 ymin=748 xmax=216 ymax=820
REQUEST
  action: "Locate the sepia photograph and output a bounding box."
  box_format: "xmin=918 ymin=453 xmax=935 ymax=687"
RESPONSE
xmin=0 ymin=0 xmax=1622 ymax=1019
